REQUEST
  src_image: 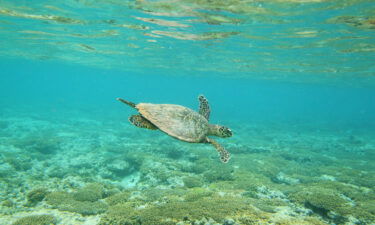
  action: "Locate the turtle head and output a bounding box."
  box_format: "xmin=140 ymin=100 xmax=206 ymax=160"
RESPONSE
xmin=209 ymin=124 xmax=232 ymax=138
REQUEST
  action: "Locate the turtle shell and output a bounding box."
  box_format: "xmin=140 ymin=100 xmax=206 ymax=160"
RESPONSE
xmin=136 ymin=103 xmax=209 ymax=143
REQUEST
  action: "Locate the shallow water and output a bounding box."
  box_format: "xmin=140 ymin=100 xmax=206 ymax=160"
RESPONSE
xmin=1 ymin=0 xmax=375 ymax=225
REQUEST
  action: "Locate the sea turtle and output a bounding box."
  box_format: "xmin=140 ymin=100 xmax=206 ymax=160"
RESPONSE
xmin=116 ymin=95 xmax=232 ymax=163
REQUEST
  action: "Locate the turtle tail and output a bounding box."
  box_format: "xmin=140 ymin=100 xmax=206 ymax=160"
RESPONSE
xmin=116 ymin=98 xmax=136 ymax=108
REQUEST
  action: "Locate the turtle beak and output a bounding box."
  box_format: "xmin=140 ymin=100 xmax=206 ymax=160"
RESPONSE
xmin=227 ymin=128 xmax=233 ymax=137
xmin=222 ymin=127 xmax=232 ymax=138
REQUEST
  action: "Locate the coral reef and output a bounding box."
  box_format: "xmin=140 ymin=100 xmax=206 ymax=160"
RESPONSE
xmin=184 ymin=188 xmax=214 ymax=202
xmin=72 ymin=183 xmax=105 ymax=202
xmin=99 ymin=195 xmax=265 ymax=225
xmin=45 ymin=184 xmax=109 ymax=216
xmin=26 ymin=188 xmax=49 ymax=206
xmin=2 ymin=200 xmax=14 ymax=208
xmin=46 ymin=191 xmax=108 ymax=215
xmin=1 ymin=113 xmax=374 ymax=224
xmin=202 ymin=161 xmax=234 ymax=182
xmin=11 ymin=215 xmax=56 ymax=225
xmin=105 ymin=191 xmax=131 ymax=206
xmin=288 ymin=182 xmax=375 ymax=224
xmin=11 ymin=134 xmax=61 ymax=155
xmin=182 ymin=176 xmax=204 ymax=188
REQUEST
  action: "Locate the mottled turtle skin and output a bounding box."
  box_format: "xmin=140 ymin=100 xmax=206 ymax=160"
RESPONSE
xmin=117 ymin=95 xmax=232 ymax=163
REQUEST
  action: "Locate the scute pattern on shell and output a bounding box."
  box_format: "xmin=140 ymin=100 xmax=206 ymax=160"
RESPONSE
xmin=137 ymin=103 xmax=209 ymax=143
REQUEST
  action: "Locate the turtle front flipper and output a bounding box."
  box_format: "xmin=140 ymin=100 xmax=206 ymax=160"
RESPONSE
xmin=206 ymin=137 xmax=230 ymax=163
xmin=129 ymin=114 xmax=158 ymax=130
xmin=198 ymin=95 xmax=210 ymax=121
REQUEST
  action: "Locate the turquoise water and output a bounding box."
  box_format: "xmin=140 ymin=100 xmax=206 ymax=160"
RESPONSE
xmin=1 ymin=1 xmax=375 ymax=224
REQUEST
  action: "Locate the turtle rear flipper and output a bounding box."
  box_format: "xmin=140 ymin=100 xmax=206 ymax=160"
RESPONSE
xmin=117 ymin=98 xmax=136 ymax=108
xmin=198 ymin=95 xmax=210 ymax=121
xmin=206 ymin=137 xmax=230 ymax=163
xmin=129 ymin=115 xmax=158 ymax=130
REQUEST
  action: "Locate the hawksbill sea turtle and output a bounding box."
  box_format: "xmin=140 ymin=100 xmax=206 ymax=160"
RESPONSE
xmin=116 ymin=95 xmax=232 ymax=163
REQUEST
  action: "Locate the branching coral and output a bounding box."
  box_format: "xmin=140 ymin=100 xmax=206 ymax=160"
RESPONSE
xmin=45 ymin=184 xmax=108 ymax=215
xmin=11 ymin=215 xmax=56 ymax=225
xmin=99 ymin=195 xmax=264 ymax=225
